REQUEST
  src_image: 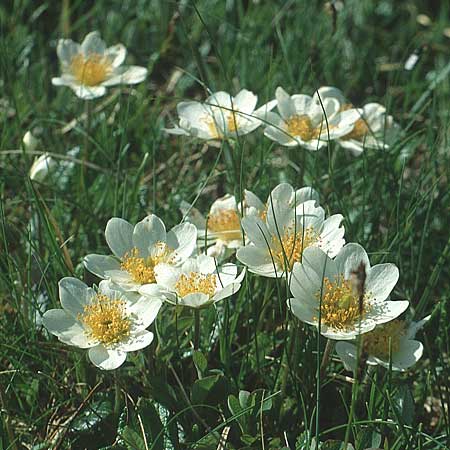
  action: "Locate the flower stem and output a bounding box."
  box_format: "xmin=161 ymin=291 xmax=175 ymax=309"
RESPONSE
xmin=113 ymin=371 xmax=121 ymax=423
xmin=319 ymin=339 xmax=335 ymax=379
xmin=194 ymin=309 xmax=200 ymax=350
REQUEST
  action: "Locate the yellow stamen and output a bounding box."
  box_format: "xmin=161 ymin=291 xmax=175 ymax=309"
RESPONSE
xmin=79 ymin=294 xmax=130 ymax=346
xmin=342 ymin=118 xmax=369 ymax=141
xmin=227 ymin=112 xmax=240 ymax=132
xmin=121 ymin=243 xmax=173 ymax=284
xmin=272 ymin=226 xmax=318 ymax=271
xmin=315 ymin=275 xmax=370 ymax=330
xmin=362 ymin=320 xmax=406 ymax=359
xmin=208 ymin=209 xmax=241 ymax=241
xmin=285 ymin=115 xmax=315 ymax=141
xmin=70 ymin=53 xmax=112 ymax=86
xmin=204 ymin=116 xmax=222 ymax=139
xmin=175 ymin=272 xmax=217 ymax=298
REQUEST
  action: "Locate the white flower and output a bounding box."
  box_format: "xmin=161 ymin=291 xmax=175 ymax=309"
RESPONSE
xmin=52 ymin=31 xmax=147 ymax=100
xmin=237 ymin=183 xmax=344 ymax=278
xmin=180 ymin=194 xmax=244 ymax=259
xmin=23 ymin=131 xmax=40 ymax=152
xmin=84 ymin=215 xmax=197 ymax=291
xmin=143 ymin=254 xmax=245 ymax=309
xmin=287 ymin=243 xmax=409 ymax=340
xmin=263 ymin=87 xmax=360 ymax=150
xmin=29 ymin=153 xmax=57 ymax=182
xmin=314 ymin=86 xmax=398 ymax=155
xmin=42 ymin=278 xmax=162 ymax=370
xmin=336 ymin=315 xmax=430 ymax=372
xmin=244 ymin=183 xmax=319 ymax=219
xmin=164 ymin=89 xmax=276 ymax=140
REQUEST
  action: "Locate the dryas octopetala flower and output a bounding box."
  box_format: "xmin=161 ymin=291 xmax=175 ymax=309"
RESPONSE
xmin=336 ymin=315 xmax=430 ymax=372
xmin=42 ymin=278 xmax=162 ymax=370
xmin=236 ymin=183 xmax=344 ymax=278
xmin=287 ymin=244 xmax=409 ymax=340
xmin=314 ymin=86 xmax=398 ymax=155
xmin=164 ymin=89 xmax=276 ymax=140
xmin=84 ymin=215 xmax=197 ymax=291
xmin=263 ymin=87 xmax=361 ymax=150
xmin=142 ymin=254 xmax=245 ymax=309
xmin=52 ymin=31 xmax=147 ymax=100
xmin=180 ymin=194 xmax=244 ymax=260
xmin=244 ymin=182 xmax=320 ymax=220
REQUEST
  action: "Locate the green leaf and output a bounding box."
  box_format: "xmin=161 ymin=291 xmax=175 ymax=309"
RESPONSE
xmin=193 ymin=349 xmax=208 ymax=375
xmin=121 ymin=426 xmax=146 ymax=450
xmin=70 ymin=393 xmax=113 ymax=433
xmin=191 ymin=374 xmax=228 ymax=406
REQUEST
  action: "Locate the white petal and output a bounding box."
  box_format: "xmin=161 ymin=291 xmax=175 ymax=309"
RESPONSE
xmin=366 ymin=263 xmax=399 ymax=302
xmin=84 ymin=254 xmax=121 ymax=279
xmin=132 ymin=215 xmax=166 ymax=257
xmin=405 ymin=315 xmax=431 ymax=339
xmin=216 ymin=263 xmax=237 ymax=287
xmin=102 ymin=65 xmax=147 ymax=86
xmin=154 ymin=264 xmax=179 ymax=290
xmin=206 ymin=91 xmax=232 ymax=109
xmin=236 ymin=245 xmax=274 ymax=272
xmin=81 ymin=31 xmax=106 ymax=55
xmin=42 ymin=309 xmax=94 ymax=348
xmin=244 ymin=189 xmax=265 ymax=212
xmin=390 ymin=340 xmax=423 ymax=370
xmin=233 ymin=89 xmax=258 ymax=113
xmin=56 ymin=39 xmax=81 ymax=65
xmin=275 ymin=87 xmax=296 ymax=119
xmin=313 ymin=86 xmax=346 ymax=105
xmin=197 ymin=254 xmax=217 ymax=274
xmin=70 ymin=84 xmax=107 ymax=100
xmin=105 ymin=218 xmax=134 ymax=258
xmin=213 ymin=282 xmax=241 ymax=302
xmin=368 ymin=300 xmax=409 ymax=325
xmin=241 ymin=216 xmax=271 ymax=249
xmin=59 ymin=277 xmax=90 ymax=318
xmin=335 ymin=341 xmax=358 ymax=372
xmin=294 ymin=187 xmax=320 ymax=206
xmin=129 ymin=296 xmax=162 ymax=328
xmin=291 ymin=94 xmax=313 ymax=113
xmin=179 ymin=292 xmax=210 ymax=308
xmin=300 ymin=246 xmax=338 ymax=279
xmin=287 ymin=297 xmax=317 ymax=326
xmin=105 ymin=43 xmax=126 ymax=68
xmin=167 ymin=223 xmax=197 ymax=262
xmin=120 ymin=330 xmax=154 ymax=352
xmin=335 ymin=243 xmax=370 ymax=279
xmin=88 ymin=346 xmax=127 ymax=370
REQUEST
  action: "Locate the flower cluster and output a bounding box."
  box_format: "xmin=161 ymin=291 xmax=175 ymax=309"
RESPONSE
xmin=177 ymin=182 xmax=428 ymax=374
xmin=165 ymin=85 xmax=398 ymax=154
xmin=41 ymin=31 xmax=426 ymax=376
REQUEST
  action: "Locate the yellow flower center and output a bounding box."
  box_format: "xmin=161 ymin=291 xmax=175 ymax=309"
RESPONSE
xmin=226 ymin=112 xmax=240 ymax=132
xmin=79 ymin=294 xmax=131 ymax=346
xmin=208 ymin=209 xmax=242 ymax=241
xmin=316 ymin=275 xmax=370 ymax=330
xmin=70 ymin=53 xmax=112 ymax=86
xmin=204 ymin=116 xmax=222 ymax=139
xmin=121 ymin=244 xmax=173 ymax=284
xmin=362 ymin=320 xmax=406 ymax=359
xmin=175 ymin=272 xmax=217 ymax=298
xmin=272 ymin=226 xmax=318 ymax=271
xmin=342 ymin=118 xmax=369 ymax=141
xmin=285 ymin=115 xmax=315 ymax=141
